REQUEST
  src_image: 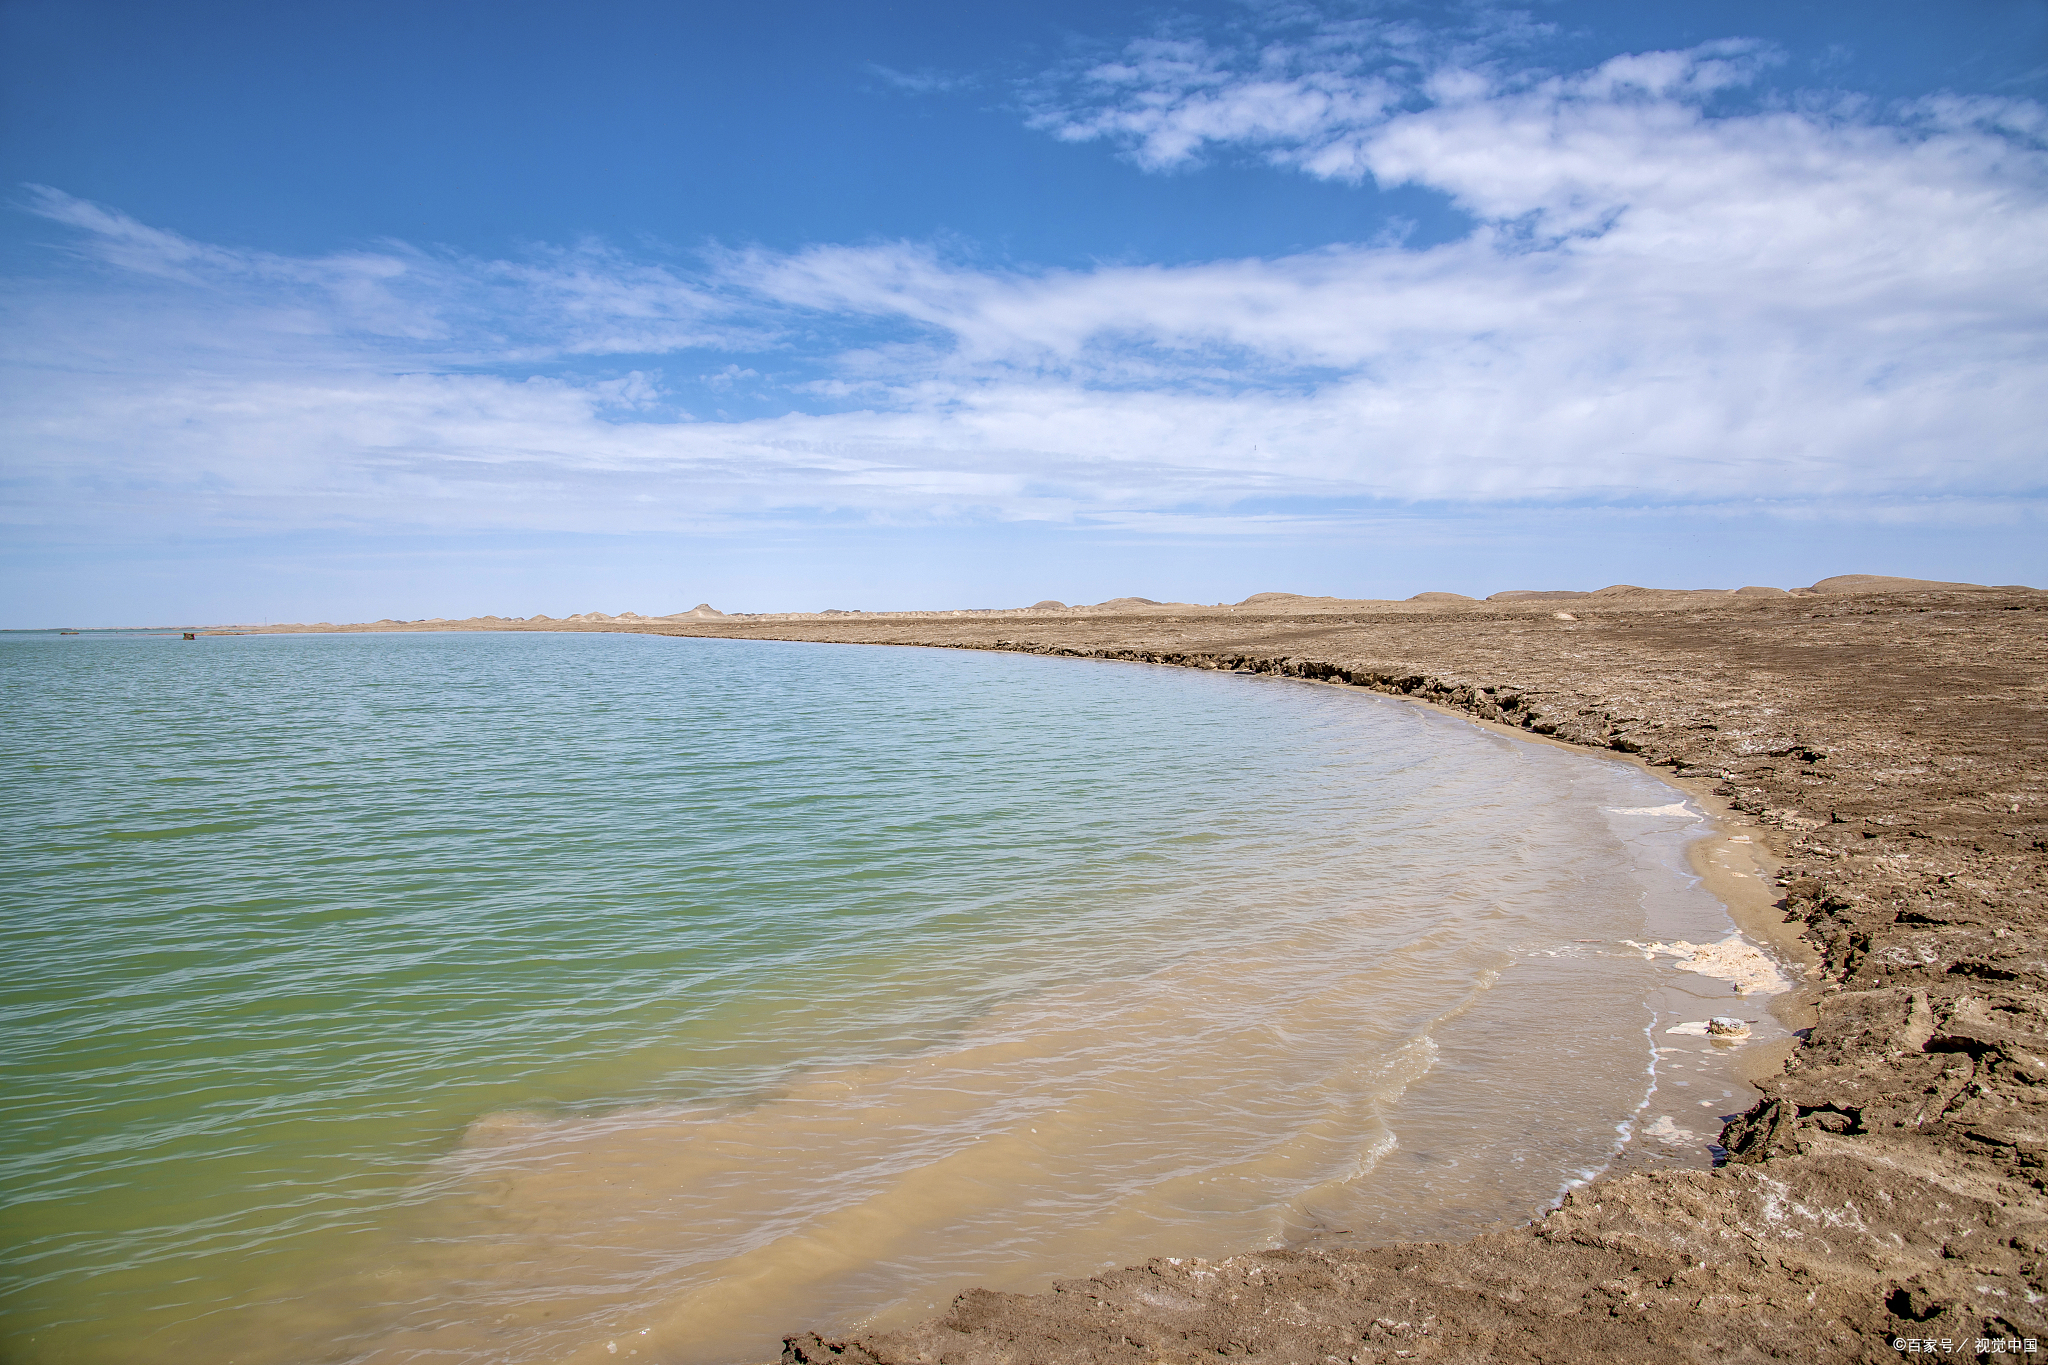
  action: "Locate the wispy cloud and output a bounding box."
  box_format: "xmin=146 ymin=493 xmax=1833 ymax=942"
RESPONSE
xmin=866 ymin=63 xmax=979 ymax=95
xmin=5 ymin=18 xmax=2045 ymax=544
xmin=1023 ymin=2 xmax=1568 ymax=175
xmin=19 ymin=185 xmax=754 ymax=359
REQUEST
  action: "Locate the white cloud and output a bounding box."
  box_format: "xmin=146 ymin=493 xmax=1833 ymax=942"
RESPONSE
xmin=702 ymin=364 xmax=761 ymax=392
xmin=4 ymin=27 xmax=2045 ymax=543
xmin=737 ymin=47 xmax=2048 ymax=504
xmin=1023 ymin=5 xmax=1571 ymax=176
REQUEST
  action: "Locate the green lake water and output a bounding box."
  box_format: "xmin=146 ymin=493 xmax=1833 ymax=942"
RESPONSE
xmin=0 ymin=629 xmax=1764 ymax=1363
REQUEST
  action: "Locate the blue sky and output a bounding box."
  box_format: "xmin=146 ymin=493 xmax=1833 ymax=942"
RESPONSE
xmin=2 ymin=0 xmax=2044 ymax=623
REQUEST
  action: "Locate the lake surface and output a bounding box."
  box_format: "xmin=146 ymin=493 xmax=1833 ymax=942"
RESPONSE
xmin=0 ymin=630 xmax=1766 ymax=1364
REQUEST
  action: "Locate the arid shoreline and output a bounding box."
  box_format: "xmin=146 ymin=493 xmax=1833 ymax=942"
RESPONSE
xmin=242 ymin=583 xmax=2047 ymax=1362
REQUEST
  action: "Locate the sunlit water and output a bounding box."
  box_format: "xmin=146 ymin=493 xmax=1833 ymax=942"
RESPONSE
xmin=1 ymin=630 xmax=1771 ymax=1364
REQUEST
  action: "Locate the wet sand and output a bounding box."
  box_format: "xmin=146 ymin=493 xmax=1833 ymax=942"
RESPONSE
xmin=244 ymin=581 xmax=2048 ymax=1361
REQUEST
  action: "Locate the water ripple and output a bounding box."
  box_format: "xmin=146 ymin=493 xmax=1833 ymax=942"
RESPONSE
xmin=3 ymin=631 xmax=1746 ymax=1364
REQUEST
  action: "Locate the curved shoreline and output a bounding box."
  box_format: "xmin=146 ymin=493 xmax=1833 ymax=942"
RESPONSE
xmin=240 ymin=587 xmax=2048 ymax=1361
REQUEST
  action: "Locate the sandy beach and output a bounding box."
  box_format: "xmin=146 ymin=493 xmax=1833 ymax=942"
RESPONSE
xmin=241 ymin=575 xmax=2048 ymax=1361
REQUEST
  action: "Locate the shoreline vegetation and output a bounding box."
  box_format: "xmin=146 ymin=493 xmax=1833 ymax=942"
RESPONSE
xmin=231 ymin=574 xmax=2046 ymax=1362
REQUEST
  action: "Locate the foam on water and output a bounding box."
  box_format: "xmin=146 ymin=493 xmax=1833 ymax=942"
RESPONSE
xmin=1630 ymin=937 xmax=1794 ymax=995
xmin=0 ymin=631 xmax=1786 ymax=1364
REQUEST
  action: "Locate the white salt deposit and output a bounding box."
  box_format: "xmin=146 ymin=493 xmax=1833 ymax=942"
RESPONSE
xmin=1643 ymin=1115 xmax=1700 ymax=1144
xmin=1630 ymin=936 xmax=1790 ymax=995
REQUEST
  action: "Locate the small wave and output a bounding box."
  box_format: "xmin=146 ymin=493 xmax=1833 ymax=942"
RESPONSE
xmin=1602 ymin=803 xmax=1696 ymax=818
xmin=102 ymin=820 xmax=260 ymax=841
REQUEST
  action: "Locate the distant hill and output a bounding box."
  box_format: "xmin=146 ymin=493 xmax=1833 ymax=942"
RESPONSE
xmin=1801 ymin=574 xmax=2011 ymax=594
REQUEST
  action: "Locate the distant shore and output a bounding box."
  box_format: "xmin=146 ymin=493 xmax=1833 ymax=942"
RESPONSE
xmin=238 ymin=577 xmax=2047 ymax=1362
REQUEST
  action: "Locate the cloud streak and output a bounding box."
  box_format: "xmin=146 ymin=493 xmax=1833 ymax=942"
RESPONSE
xmin=5 ymin=23 xmax=2045 ymax=542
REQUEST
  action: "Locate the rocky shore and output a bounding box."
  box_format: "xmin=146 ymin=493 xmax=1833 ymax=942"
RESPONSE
xmin=251 ymin=580 xmax=2047 ymax=1362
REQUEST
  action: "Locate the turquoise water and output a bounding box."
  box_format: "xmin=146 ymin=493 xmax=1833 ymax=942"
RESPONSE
xmin=1 ymin=630 xmax=1756 ymax=1364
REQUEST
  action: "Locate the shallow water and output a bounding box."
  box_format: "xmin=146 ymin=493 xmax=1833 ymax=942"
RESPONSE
xmin=0 ymin=631 xmax=1774 ymax=1364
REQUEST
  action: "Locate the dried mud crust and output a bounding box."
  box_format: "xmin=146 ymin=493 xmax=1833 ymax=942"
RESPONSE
xmin=262 ymin=591 xmax=2048 ymax=1360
